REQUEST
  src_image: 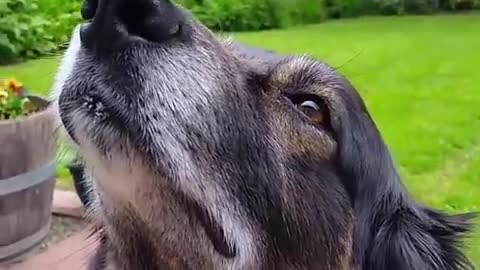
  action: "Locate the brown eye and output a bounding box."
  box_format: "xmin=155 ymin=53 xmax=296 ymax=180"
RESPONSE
xmin=286 ymin=93 xmax=329 ymax=126
xmin=300 ymin=100 xmax=320 ymax=111
xmin=298 ymin=100 xmax=325 ymax=123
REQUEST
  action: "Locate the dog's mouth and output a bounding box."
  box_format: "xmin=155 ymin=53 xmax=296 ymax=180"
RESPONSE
xmin=59 ymin=92 xmax=105 ymax=145
xmin=58 ymin=80 xmax=132 ymax=152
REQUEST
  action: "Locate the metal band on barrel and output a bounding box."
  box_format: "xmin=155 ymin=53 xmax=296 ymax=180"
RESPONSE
xmin=0 ymin=161 xmax=56 ymax=196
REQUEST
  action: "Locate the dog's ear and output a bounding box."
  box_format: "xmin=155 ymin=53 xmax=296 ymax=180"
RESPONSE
xmin=329 ymin=80 xmax=476 ymax=270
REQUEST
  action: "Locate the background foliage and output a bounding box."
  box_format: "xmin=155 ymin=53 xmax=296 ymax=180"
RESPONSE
xmin=0 ymin=0 xmax=479 ymax=64
xmin=0 ymin=0 xmax=80 ymax=64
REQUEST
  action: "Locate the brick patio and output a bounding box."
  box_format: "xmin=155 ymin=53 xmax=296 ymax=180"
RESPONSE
xmin=2 ymin=230 xmax=98 ymax=270
xmin=0 ymin=190 xmax=95 ymax=270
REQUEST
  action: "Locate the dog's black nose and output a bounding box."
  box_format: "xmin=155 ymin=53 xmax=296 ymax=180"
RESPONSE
xmin=80 ymin=0 xmax=186 ymax=50
xmin=81 ymin=0 xmax=98 ymax=20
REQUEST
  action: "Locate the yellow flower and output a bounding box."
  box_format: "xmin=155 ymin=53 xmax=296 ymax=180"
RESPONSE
xmin=5 ymin=78 xmax=23 ymax=91
xmin=0 ymin=90 xmax=8 ymax=102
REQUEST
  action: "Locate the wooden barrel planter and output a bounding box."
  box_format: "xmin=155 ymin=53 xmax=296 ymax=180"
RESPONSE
xmin=0 ymin=95 xmax=57 ymax=263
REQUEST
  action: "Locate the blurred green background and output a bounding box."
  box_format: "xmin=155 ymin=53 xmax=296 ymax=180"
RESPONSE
xmin=0 ymin=0 xmax=479 ymax=267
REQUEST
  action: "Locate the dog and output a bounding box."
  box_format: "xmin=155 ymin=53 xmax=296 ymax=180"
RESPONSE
xmin=52 ymin=0 xmax=476 ymax=269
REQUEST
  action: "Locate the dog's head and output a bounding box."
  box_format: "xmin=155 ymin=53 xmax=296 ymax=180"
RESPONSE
xmin=53 ymin=0 xmax=475 ymax=269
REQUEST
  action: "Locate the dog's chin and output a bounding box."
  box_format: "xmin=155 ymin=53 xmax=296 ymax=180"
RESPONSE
xmin=53 ymin=27 xmax=121 ymax=154
xmin=51 ymin=26 xmax=134 ymax=201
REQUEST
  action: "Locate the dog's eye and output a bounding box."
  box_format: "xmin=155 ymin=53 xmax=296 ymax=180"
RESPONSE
xmin=300 ymin=100 xmax=320 ymax=111
xmin=298 ymin=100 xmax=325 ymax=123
xmin=286 ymin=93 xmax=328 ymax=125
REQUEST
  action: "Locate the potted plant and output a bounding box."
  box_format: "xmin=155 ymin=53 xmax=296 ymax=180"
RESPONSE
xmin=0 ymin=78 xmax=57 ymax=263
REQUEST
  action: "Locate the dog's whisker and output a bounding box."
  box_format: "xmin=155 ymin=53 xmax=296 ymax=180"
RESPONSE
xmin=47 ymin=234 xmax=99 ymax=267
xmin=333 ymin=48 xmax=365 ymax=71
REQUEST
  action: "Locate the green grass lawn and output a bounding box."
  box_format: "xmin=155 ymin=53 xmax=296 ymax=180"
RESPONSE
xmin=1 ymin=13 xmax=479 ymax=265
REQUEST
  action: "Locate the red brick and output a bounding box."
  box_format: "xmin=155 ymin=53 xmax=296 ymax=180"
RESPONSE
xmin=4 ymin=230 xmax=98 ymax=270
xmin=52 ymin=190 xmax=85 ymax=219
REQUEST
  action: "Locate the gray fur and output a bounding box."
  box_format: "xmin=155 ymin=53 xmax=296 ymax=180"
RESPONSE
xmin=53 ymin=1 xmax=475 ymax=270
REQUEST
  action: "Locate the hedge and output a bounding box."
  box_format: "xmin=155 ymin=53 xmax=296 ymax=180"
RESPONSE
xmin=0 ymin=0 xmax=478 ymax=64
xmin=178 ymin=0 xmax=327 ymax=31
xmin=0 ymin=0 xmax=81 ymax=64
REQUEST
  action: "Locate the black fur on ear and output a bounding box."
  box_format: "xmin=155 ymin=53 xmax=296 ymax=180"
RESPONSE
xmin=330 ymin=79 xmax=476 ymax=270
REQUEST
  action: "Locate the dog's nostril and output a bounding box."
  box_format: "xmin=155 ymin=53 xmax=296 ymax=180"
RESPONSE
xmin=80 ymin=0 xmax=188 ymax=49
xmin=81 ymin=0 xmax=98 ymax=20
xmin=117 ymin=0 xmax=187 ymax=43
xmin=138 ymin=16 xmax=184 ymax=41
